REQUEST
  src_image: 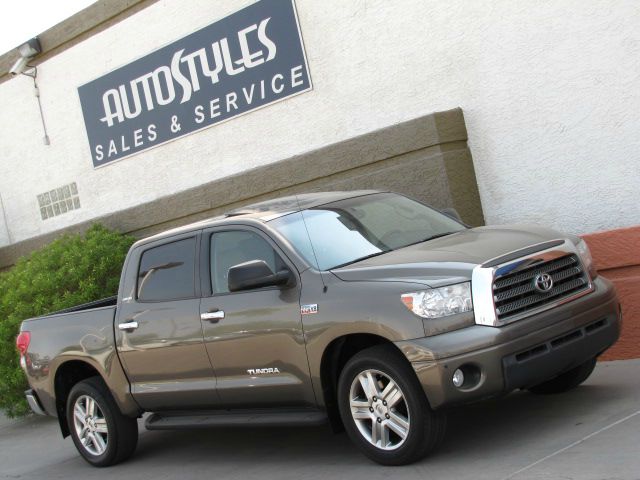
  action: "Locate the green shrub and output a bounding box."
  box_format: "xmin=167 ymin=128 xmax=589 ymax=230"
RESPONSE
xmin=0 ymin=224 xmax=134 ymax=417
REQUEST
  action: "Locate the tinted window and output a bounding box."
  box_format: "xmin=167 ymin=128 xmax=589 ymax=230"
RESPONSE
xmin=210 ymin=230 xmax=286 ymax=294
xmin=137 ymin=237 xmax=196 ymax=301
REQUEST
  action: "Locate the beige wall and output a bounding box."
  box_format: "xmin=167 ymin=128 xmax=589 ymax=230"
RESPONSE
xmin=0 ymin=0 xmax=638 ymax=253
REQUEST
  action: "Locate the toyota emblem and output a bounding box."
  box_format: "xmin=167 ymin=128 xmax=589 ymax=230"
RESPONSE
xmin=533 ymin=273 xmax=554 ymax=293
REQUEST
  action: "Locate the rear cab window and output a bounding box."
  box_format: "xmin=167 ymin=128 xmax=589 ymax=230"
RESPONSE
xmin=137 ymin=237 xmax=197 ymax=302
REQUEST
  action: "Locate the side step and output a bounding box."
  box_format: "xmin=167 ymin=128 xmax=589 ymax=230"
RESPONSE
xmin=145 ymin=408 xmax=328 ymax=430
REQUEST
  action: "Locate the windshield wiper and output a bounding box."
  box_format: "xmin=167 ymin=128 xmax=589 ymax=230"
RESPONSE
xmin=330 ymin=250 xmax=391 ymax=269
xmin=402 ymin=231 xmax=458 ymax=248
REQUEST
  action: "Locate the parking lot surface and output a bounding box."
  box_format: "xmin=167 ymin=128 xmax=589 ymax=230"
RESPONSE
xmin=1 ymin=359 xmax=639 ymax=480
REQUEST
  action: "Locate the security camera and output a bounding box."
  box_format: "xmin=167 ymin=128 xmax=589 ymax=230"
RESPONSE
xmin=10 ymin=56 xmax=29 ymax=76
xmin=10 ymin=38 xmax=42 ymax=76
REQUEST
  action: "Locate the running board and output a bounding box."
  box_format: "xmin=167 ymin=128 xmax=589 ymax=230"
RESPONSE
xmin=145 ymin=408 xmax=328 ymax=430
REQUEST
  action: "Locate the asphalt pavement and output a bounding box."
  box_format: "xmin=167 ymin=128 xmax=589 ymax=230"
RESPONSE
xmin=1 ymin=359 xmax=639 ymax=480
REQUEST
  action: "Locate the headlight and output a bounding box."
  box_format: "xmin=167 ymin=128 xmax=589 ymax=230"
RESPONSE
xmin=576 ymin=238 xmax=597 ymax=278
xmin=401 ymin=282 xmax=473 ymax=319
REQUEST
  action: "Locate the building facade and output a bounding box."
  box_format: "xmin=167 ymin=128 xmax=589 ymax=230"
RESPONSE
xmin=0 ymin=0 xmax=638 ymax=357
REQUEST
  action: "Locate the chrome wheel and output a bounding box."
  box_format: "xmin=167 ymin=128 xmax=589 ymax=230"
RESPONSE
xmin=349 ymin=369 xmax=410 ymax=451
xmin=73 ymin=395 xmax=108 ymax=456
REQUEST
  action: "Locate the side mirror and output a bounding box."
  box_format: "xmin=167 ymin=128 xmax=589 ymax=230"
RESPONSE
xmin=228 ymin=259 xmax=293 ymax=292
xmin=441 ymin=207 xmax=463 ymax=223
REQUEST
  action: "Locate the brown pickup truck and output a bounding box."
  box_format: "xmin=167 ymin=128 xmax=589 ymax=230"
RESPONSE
xmin=17 ymin=191 xmax=621 ymax=466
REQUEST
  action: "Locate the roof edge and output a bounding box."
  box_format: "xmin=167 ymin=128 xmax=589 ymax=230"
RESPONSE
xmin=0 ymin=0 xmax=158 ymax=84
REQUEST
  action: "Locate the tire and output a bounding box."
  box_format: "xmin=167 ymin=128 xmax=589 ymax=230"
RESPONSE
xmin=528 ymin=357 xmax=597 ymax=395
xmin=337 ymin=344 xmax=446 ymax=466
xmin=66 ymin=376 xmax=138 ymax=467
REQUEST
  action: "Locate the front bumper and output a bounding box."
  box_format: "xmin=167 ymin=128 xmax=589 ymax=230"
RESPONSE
xmin=396 ymin=277 xmax=621 ymax=409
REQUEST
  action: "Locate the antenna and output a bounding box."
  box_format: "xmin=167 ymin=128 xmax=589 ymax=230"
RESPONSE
xmin=294 ymin=194 xmax=327 ymax=292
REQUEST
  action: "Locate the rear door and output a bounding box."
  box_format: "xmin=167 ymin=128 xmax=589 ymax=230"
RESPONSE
xmin=116 ymin=232 xmax=218 ymax=410
xmin=199 ymin=225 xmax=315 ymax=408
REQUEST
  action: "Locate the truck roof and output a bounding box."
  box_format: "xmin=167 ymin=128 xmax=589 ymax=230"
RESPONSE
xmin=135 ymin=190 xmax=382 ymax=246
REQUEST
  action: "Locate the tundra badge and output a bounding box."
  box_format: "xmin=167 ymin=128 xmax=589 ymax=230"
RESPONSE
xmin=247 ymin=367 xmax=281 ymax=375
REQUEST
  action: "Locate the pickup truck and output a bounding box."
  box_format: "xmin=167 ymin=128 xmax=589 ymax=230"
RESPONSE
xmin=17 ymin=190 xmax=621 ymax=467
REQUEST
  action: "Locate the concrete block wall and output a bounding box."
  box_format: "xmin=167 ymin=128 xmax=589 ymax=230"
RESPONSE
xmin=0 ymin=108 xmax=484 ymax=268
xmin=583 ymin=226 xmax=640 ymax=360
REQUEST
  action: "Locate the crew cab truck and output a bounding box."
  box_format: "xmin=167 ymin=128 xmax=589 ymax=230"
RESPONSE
xmin=17 ymin=191 xmax=621 ymax=466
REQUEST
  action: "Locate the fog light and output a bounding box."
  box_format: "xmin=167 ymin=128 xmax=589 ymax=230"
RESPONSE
xmin=452 ymin=368 xmax=465 ymax=388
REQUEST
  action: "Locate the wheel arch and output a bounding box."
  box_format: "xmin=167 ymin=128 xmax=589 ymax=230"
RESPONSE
xmin=53 ymin=359 xmax=107 ymax=437
xmin=319 ymin=333 xmax=409 ymax=432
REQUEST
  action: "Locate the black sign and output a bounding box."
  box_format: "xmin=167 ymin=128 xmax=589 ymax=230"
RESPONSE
xmin=78 ymin=0 xmax=311 ymax=168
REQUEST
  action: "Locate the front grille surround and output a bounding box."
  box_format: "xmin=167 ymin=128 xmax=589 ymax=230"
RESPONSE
xmin=471 ymin=239 xmax=594 ymax=327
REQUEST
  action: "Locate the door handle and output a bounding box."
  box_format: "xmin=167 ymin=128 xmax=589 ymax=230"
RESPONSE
xmin=201 ymin=310 xmax=225 ymax=322
xmin=118 ymin=321 xmax=139 ymax=331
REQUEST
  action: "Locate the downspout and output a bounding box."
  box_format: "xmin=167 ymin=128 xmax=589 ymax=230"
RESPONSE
xmin=0 ymin=192 xmax=13 ymax=245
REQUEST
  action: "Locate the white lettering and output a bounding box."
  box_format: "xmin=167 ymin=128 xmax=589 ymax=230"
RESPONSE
xmin=210 ymin=98 xmax=221 ymax=118
xmin=257 ymin=18 xmax=277 ymax=61
xmin=237 ymin=23 xmax=265 ymax=68
xmin=118 ymin=84 xmax=142 ymax=120
xmin=220 ymin=37 xmax=245 ymax=75
xmin=108 ymin=140 xmax=117 ymax=157
xmin=271 ymin=74 xmax=284 ymax=94
xmin=133 ymin=128 xmax=143 ymax=147
xmin=147 ymin=124 xmax=157 ymax=142
xmin=96 ymin=16 xmax=281 ymax=126
xmin=100 ymin=89 xmax=124 ymax=127
xmin=242 ymin=84 xmax=255 ymax=104
xmin=207 ymin=42 xmax=225 ymax=84
xmin=95 ymin=144 xmax=104 ymax=161
xmin=226 ymin=92 xmax=238 ymax=111
xmin=120 ymin=135 xmax=130 ymax=152
xmin=291 ymin=65 xmax=304 ymax=88
xmin=151 ymin=66 xmax=176 ymax=106
xmin=171 ymin=50 xmax=193 ymax=103
xmin=180 ymin=49 xmax=203 ymax=92
xmin=194 ymin=105 xmax=205 ymax=123
xmin=131 ymin=73 xmax=155 ymax=110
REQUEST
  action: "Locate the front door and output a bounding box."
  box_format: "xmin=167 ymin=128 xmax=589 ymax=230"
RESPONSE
xmin=116 ymin=233 xmax=218 ymax=410
xmin=199 ymin=226 xmax=315 ymax=408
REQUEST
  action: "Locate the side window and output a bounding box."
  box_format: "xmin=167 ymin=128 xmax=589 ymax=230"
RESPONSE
xmin=137 ymin=237 xmax=196 ymax=302
xmin=210 ymin=230 xmax=286 ymax=294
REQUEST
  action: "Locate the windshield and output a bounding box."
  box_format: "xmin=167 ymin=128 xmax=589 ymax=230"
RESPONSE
xmin=269 ymin=193 xmax=465 ymax=270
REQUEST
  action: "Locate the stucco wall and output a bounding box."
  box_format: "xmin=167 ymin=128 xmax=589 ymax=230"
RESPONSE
xmin=0 ymin=0 xmax=639 ymax=247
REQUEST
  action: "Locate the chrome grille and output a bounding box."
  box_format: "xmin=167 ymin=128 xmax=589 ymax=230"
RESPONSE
xmin=493 ymin=254 xmax=589 ymax=320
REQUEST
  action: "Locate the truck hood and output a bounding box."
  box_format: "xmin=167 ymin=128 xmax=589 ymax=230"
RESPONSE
xmin=330 ymin=224 xmax=572 ymax=288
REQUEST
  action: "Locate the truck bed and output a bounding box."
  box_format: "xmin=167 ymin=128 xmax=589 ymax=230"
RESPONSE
xmin=20 ymin=302 xmax=129 ymax=418
xmin=43 ymin=296 xmax=118 ymax=316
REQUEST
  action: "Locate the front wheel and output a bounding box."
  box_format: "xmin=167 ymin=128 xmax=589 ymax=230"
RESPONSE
xmin=528 ymin=357 xmax=597 ymax=394
xmin=66 ymin=377 xmax=138 ymax=467
xmin=337 ymin=345 xmax=446 ymax=465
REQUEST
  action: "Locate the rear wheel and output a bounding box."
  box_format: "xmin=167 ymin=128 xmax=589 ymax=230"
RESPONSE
xmin=66 ymin=377 xmax=138 ymax=467
xmin=528 ymin=357 xmax=597 ymax=394
xmin=337 ymin=345 xmax=446 ymax=465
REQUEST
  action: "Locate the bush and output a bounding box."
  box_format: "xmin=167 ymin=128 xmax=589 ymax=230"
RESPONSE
xmin=0 ymin=224 xmax=134 ymax=417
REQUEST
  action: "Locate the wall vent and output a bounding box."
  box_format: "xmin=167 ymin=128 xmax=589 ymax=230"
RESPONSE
xmin=37 ymin=182 xmax=81 ymax=220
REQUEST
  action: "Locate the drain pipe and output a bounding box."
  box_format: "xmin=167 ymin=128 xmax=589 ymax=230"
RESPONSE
xmin=0 ymin=192 xmax=13 ymax=245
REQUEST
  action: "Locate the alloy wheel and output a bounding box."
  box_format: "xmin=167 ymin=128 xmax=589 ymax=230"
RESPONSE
xmin=349 ymin=369 xmax=410 ymax=450
xmin=72 ymin=394 xmax=109 ymax=456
